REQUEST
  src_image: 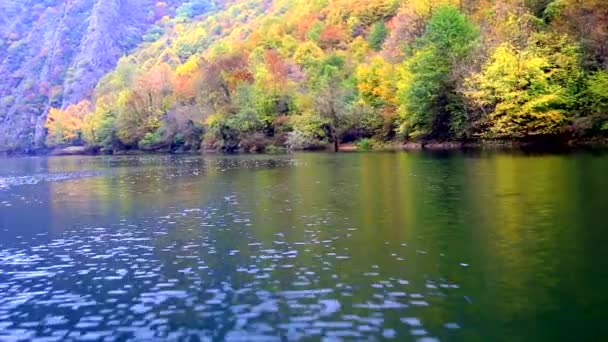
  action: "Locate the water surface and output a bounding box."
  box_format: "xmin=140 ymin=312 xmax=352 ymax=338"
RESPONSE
xmin=0 ymin=152 xmax=607 ymax=341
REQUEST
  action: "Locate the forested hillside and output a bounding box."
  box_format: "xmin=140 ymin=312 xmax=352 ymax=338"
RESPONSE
xmin=0 ymin=0 xmax=210 ymax=151
xmin=4 ymin=0 xmax=608 ymax=153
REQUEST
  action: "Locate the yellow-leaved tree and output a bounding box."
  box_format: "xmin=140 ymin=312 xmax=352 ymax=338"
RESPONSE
xmin=464 ymin=33 xmax=582 ymax=138
xmin=356 ymin=56 xmax=397 ymax=108
xmin=45 ymin=100 xmax=92 ymax=146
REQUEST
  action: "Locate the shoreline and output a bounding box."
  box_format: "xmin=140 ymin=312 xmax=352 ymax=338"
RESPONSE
xmin=3 ymin=138 xmax=608 ymax=157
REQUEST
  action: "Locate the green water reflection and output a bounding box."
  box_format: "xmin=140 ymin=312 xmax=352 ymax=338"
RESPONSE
xmin=0 ymin=152 xmax=606 ymax=340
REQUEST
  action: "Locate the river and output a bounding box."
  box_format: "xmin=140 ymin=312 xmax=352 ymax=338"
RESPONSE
xmin=0 ymin=152 xmax=606 ymax=341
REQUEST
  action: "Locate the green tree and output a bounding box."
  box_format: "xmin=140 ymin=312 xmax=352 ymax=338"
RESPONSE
xmin=368 ymin=21 xmax=388 ymax=51
xmin=307 ymin=22 xmax=324 ymax=42
xmin=399 ymin=5 xmax=479 ymax=140
xmin=83 ymin=101 xmax=117 ymax=150
xmin=571 ymin=70 xmax=608 ymax=135
xmin=313 ymin=55 xmax=352 ymax=152
xmin=584 ymin=71 xmax=608 ymax=115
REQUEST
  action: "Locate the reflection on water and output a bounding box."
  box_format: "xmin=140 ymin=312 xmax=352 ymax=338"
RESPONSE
xmin=0 ymin=152 xmax=607 ymax=341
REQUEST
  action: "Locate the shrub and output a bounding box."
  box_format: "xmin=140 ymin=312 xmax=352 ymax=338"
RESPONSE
xmin=265 ymin=144 xmax=288 ymax=154
xmin=356 ymin=138 xmax=374 ymax=150
xmin=138 ymin=128 xmax=166 ymax=150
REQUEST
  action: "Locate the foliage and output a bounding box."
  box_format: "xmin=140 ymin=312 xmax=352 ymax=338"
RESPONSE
xmin=0 ymin=0 xmax=198 ymax=150
xmin=368 ymin=22 xmax=388 ymax=51
xmin=357 ymin=56 xmax=396 ymax=108
xmin=356 ymin=138 xmax=374 ymax=150
xmin=176 ymin=0 xmax=214 ymax=21
xmin=399 ymin=5 xmax=479 ymax=140
xmin=28 ymin=0 xmax=608 ymax=153
xmin=285 ymin=130 xmax=326 ymax=151
xmin=548 ymin=0 xmax=608 ymax=68
xmin=465 ymin=33 xmax=581 ymax=138
xmin=582 ymin=71 xmax=608 ymax=114
xmin=45 ymin=100 xmax=92 ymax=146
xmin=143 ymin=25 xmax=165 ymax=42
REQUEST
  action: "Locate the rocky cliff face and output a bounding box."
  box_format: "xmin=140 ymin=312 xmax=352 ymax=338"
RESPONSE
xmin=0 ymin=0 xmax=187 ymax=152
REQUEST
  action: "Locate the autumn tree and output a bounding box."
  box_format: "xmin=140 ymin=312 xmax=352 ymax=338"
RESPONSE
xmin=115 ymin=63 xmax=175 ymax=146
xmin=356 ymin=56 xmax=397 ymax=108
xmin=176 ymin=0 xmax=213 ymax=21
xmin=45 ymin=100 xmax=92 ymax=146
xmin=71 ymin=0 xmax=608 ymax=151
xmin=465 ymin=33 xmax=582 ymax=138
xmin=165 ymin=104 xmax=206 ymax=150
xmin=294 ymin=41 xmax=325 ymax=67
xmin=82 ymin=99 xmax=117 ymax=149
xmin=319 ymin=25 xmax=348 ymax=49
xmin=197 ymin=53 xmax=252 ymax=115
xmin=547 ymin=0 xmax=608 ymax=69
xmin=382 ymin=0 xmax=458 ymax=62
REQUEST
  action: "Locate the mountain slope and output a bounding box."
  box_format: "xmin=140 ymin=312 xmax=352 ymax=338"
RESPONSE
xmin=3 ymin=0 xmax=608 ymax=153
xmin=76 ymin=0 xmax=607 ymax=153
xmin=0 ymin=0 xmax=199 ymax=151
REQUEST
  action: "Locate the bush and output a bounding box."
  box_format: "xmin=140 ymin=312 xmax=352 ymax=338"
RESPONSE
xmin=356 ymin=138 xmax=374 ymax=150
xmin=138 ymin=128 xmax=167 ymax=150
xmin=266 ymin=144 xmax=288 ymax=154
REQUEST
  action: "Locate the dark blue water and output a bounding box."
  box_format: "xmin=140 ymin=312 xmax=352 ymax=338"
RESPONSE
xmin=0 ymin=152 xmax=607 ymax=341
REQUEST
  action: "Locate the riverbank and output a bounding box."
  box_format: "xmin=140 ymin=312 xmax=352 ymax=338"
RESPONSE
xmin=3 ymin=138 xmax=608 ymax=157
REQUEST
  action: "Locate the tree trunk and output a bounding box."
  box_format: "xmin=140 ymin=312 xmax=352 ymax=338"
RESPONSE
xmin=330 ymin=106 xmax=339 ymax=152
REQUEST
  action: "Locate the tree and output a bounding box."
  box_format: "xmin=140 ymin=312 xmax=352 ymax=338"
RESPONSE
xmin=399 ymin=5 xmax=479 ymax=140
xmin=115 ymin=63 xmax=175 ymax=146
xmin=83 ymin=100 xmax=117 ymax=149
xmin=319 ymin=25 xmax=347 ymax=49
xmin=197 ymin=53 xmax=252 ymax=114
xmin=45 ymin=100 xmax=92 ymax=146
xmin=356 ymin=56 xmax=397 ymax=108
xmin=313 ymin=55 xmax=352 ymax=152
xmin=165 ymin=104 xmax=206 ymax=150
xmin=465 ymin=33 xmax=581 ymax=138
xmin=570 ymin=70 xmax=608 ymax=136
xmin=368 ymin=22 xmax=388 ymax=51
xmin=382 ymin=0 xmax=462 ymax=61
xmin=548 ymin=0 xmax=608 ymax=69
xmin=584 ymin=71 xmax=608 ymax=115
xmin=176 ymin=0 xmax=213 ymax=21
xmin=294 ymin=41 xmax=325 ymax=67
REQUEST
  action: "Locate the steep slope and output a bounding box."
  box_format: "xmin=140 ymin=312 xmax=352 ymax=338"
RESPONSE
xmin=71 ymin=0 xmax=607 ymax=154
xmin=0 ymin=0 xmax=197 ymax=152
xmin=4 ymin=0 xmax=608 ymax=153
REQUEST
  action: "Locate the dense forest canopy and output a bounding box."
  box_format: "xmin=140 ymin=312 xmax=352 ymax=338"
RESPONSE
xmin=3 ymin=0 xmax=608 ymax=153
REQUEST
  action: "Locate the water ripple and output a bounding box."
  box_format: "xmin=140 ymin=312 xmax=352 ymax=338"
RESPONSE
xmin=0 ymin=196 xmax=464 ymax=341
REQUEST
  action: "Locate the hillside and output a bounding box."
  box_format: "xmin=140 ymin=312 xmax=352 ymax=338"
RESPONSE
xmin=0 ymin=0 xmax=212 ymax=151
xmin=3 ymin=0 xmax=608 ymax=153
